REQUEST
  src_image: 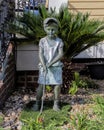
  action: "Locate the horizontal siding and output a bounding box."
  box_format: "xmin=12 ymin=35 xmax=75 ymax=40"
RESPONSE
xmin=69 ymin=9 xmax=104 ymax=16
xmin=45 ymin=0 xmax=48 ymax=8
xmin=69 ymin=0 xmax=104 ymax=20
xmin=89 ymin=15 xmax=104 ymax=19
xmin=69 ymin=2 xmax=104 ymax=9
xmin=70 ymin=0 xmax=104 ymax=2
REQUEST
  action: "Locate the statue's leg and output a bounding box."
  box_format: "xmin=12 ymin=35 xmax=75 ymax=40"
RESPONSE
xmin=32 ymin=84 xmax=43 ymax=111
xmin=53 ymin=85 xmax=61 ymax=111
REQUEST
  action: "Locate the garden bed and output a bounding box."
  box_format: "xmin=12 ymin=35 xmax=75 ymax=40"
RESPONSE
xmin=0 ymin=77 xmax=104 ymax=130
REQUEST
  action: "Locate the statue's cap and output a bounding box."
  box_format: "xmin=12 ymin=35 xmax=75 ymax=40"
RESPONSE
xmin=43 ymin=17 xmax=58 ymax=27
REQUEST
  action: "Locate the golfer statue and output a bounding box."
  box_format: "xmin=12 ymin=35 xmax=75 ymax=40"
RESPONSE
xmin=33 ymin=17 xmax=64 ymax=111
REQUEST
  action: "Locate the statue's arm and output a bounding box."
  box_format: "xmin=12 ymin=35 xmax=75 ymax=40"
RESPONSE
xmin=47 ymin=47 xmax=63 ymax=67
xmin=39 ymin=46 xmax=46 ymax=71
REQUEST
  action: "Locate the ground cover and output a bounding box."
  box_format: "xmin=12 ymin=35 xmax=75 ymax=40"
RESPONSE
xmin=0 ymin=114 xmax=4 ymax=130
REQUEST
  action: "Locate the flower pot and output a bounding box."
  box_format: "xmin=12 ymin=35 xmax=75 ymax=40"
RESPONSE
xmin=88 ymin=63 xmax=104 ymax=79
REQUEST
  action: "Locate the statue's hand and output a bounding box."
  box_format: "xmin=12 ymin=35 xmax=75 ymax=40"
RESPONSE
xmin=47 ymin=62 xmax=52 ymax=68
xmin=43 ymin=65 xmax=47 ymax=72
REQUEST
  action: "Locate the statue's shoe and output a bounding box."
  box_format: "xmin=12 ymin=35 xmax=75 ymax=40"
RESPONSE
xmin=32 ymin=104 xmax=40 ymax=111
xmin=53 ymin=104 xmax=60 ymax=111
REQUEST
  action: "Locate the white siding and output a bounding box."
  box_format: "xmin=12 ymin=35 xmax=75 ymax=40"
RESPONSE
xmin=69 ymin=0 xmax=104 ymax=20
xmin=48 ymin=0 xmax=68 ymax=13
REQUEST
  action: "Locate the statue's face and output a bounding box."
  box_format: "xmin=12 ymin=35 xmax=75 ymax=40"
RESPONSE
xmin=44 ymin=25 xmax=58 ymax=38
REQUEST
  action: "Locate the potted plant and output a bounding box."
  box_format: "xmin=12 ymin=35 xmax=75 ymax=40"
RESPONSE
xmin=87 ymin=61 xmax=104 ymax=79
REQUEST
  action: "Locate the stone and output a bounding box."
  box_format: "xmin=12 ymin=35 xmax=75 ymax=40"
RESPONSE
xmin=4 ymin=117 xmax=10 ymax=122
xmin=17 ymin=108 xmax=22 ymax=113
xmin=2 ymin=122 xmax=10 ymax=127
xmin=3 ymin=126 xmax=11 ymax=130
xmin=23 ymin=95 xmax=29 ymax=101
xmin=16 ymin=125 xmax=22 ymax=130
xmin=0 ymin=112 xmax=4 ymax=117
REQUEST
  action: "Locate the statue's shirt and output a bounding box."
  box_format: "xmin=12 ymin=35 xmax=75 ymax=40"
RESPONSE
xmin=39 ymin=37 xmax=63 ymax=66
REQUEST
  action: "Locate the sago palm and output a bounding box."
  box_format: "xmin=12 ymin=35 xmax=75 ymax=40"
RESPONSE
xmin=8 ymin=5 xmax=104 ymax=59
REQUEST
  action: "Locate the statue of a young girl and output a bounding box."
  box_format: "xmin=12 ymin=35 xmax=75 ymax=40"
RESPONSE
xmin=33 ymin=17 xmax=64 ymax=111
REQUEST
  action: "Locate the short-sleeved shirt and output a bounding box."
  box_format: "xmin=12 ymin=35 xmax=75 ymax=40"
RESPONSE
xmin=38 ymin=36 xmax=64 ymax=85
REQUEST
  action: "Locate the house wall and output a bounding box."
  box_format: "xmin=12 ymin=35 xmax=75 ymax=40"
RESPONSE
xmin=16 ymin=43 xmax=39 ymax=90
xmin=68 ymin=0 xmax=104 ymax=58
xmin=16 ymin=71 xmax=38 ymax=90
xmin=48 ymin=0 xmax=68 ymax=12
xmin=16 ymin=44 xmax=39 ymax=70
xmin=47 ymin=0 xmax=104 ymax=20
xmin=69 ymin=0 xmax=104 ymax=20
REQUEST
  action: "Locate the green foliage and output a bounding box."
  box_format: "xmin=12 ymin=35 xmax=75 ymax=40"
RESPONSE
xmin=93 ymin=96 xmax=104 ymax=118
xmin=20 ymin=105 xmax=70 ymax=130
xmin=8 ymin=5 xmax=104 ymax=59
xmin=0 ymin=116 xmax=4 ymax=130
xmin=68 ymin=96 xmax=104 ymax=130
xmin=69 ymin=113 xmax=88 ymax=130
xmin=83 ymin=78 xmax=99 ymax=89
xmin=20 ymin=95 xmax=104 ymax=130
xmin=22 ymin=117 xmax=60 ymax=130
xmin=0 ymin=116 xmax=3 ymax=124
xmin=0 ymin=128 xmax=4 ymax=130
xmin=21 ymin=118 xmax=43 ymax=130
xmin=69 ymin=72 xmax=87 ymax=95
xmin=69 ymin=80 xmax=78 ymax=95
xmin=69 ymin=112 xmax=104 ymax=130
xmin=69 ymin=72 xmax=99 ymax=95
xmin=85 ymin=96 xmax=104 ymax=130
xmin=45 ymin=85 xmax=52 ymax=92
